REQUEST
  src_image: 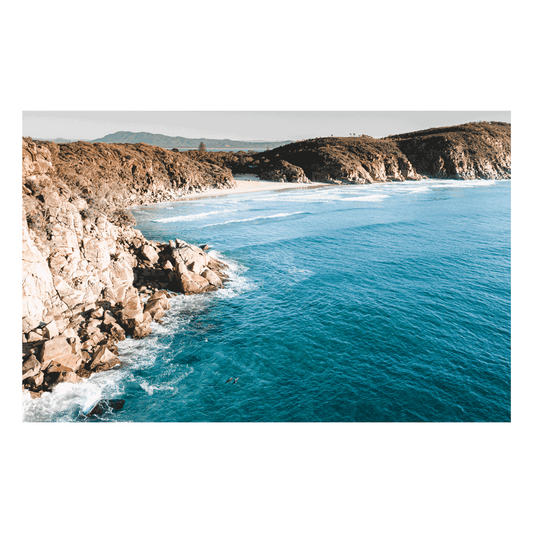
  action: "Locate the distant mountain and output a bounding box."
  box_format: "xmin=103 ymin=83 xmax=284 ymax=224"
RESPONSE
xmin=34 ymin=137 xmax=90 ymax=143
xmin=90 ymin=131 xmax=291 ymax=151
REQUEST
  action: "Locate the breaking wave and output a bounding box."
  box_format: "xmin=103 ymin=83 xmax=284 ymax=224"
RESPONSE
xmin=152 ymin=209 xmax=237 ymax=223
xmin=340 ymin=194 xmax=390 ymax=202
xmin=201 ymin=211 xmax=306 ymax=227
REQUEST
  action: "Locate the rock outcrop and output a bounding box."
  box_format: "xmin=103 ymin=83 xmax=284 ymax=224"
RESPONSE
xmin=22 ymin=138 xmax=231 ymax=398
xmin=253 ymin=135 xmax=423 ymax=184
xmin=257 ymin=160 xmax=310 ymax=183
xmin=389 ymin=121 xmax=511 ymax=180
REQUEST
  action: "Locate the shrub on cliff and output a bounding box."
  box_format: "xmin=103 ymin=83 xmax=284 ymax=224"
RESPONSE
xmin=110 ymin=208 xmax=137 ymax=227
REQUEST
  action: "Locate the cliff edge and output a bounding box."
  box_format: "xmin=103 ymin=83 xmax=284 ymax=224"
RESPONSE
xmin=22 ymin=139 xmax=232 ymax=397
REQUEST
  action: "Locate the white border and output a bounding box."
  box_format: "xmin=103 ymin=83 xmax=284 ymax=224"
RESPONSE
xmin=0 ymin=88 xmax=533 ymax=446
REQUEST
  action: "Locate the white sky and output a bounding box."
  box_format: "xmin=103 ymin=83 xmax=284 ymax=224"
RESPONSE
xmin=23 ymin=110 xmax=510 ymax=142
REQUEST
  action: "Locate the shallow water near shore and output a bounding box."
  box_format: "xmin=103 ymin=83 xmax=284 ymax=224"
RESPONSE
xmin=23 ymin=179 xmax=511 ymax=422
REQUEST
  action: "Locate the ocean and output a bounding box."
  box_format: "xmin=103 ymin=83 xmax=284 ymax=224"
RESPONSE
xmin=22 ymin=178 xmax=511 ymax=422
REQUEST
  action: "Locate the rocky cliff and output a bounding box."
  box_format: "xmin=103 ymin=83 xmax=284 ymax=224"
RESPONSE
xmin=34 ymin=139 xmax=235 ymax=211
xmin=185 ymin=121 xmax=510 ymax=184
xmin=253 ymin=135 xmax=422 ymax=184
xmin=389 ymin=121 xmax=511 ymax=180
xmin=22 ymin=139 xmax=232 ymax=397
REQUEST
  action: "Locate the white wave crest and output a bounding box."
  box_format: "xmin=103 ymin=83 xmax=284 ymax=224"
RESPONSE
xmin=152 ymin=209 xmax=238 ymax=223
xmin=340 ymin=194 xmax=390 ymax=202
xmin=202 ymin=211 xmax=306 ymax=227
xmin=430 ymin=180 xmax=497 ymax=189
xmin=406 ymin=187 xmax=431 ymax=194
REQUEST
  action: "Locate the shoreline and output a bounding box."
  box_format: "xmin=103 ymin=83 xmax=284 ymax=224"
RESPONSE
xmin=130 ymin=175 xmax=510 ymax=209
xmin=173 ymin=179 xmax=333 ymax=202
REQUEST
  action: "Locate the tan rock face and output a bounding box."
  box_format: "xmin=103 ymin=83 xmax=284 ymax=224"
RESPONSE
xmin=40 ymin=337 xmax=83 ymax=373
xmin=90 ymin=346 xmax=119 ymax=370
xmin=43 ymin=320 xmax=59 ymax=340
xmin=140 ymin=244 xmax=159 ymax=264
xmin=57 ymin=371 xmax=83 ymax=384
xmin=119 ymin=292 xmax=144 ymax=327
xmin=392 ymin=122 xmax=511 ymax=180
xmin=22 ymin=210 xmax=59 ymax=331
xmin=22 ymin=354 xmax=41 ymax=380
xmin=202 ymin=269 xmax=223 ymax=288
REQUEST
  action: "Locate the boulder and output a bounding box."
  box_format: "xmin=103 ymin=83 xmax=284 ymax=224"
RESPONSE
xmin=39 ymin=336 xmax=83 ymax=372
xmin=26 ymin=330 xmax=43 ymax=342
xmin=133 ymin=322 xmax=152 ymax=339
xmin=62 ymin=327 xmax=78 ymax=339
xmin=172 ymin=243 xmax=209 ymax=270
xmin=190 ymin=272 xmax=210 ymax=290
xmin=149 ymin=290 xmax=171 ymax=306
xmin=152 ymin=308 xmax=165 ymax=321
xmin=90 ymin=345 xmax=120 ymax=370
xmin=43 ymin=320 xmax=59 ymax=339
xmin=84 ymin=399 xmax=125 ymax=418
xmin=109 ymin=322 xmax=126 ymax=341
xmin=202 ymin=268 xmax=223 ymax=288
xmin=119 ymin=293 xmax=144 ymax=328
xmin=102 ymin=310 xmax=116 ymax=326
xmin=25 ymin=371 xmax=44 ymax=389
xmin=208 ymin=256 xmax=227 ymax=271
xmin=144 ymin=298 xmax=164 ymax=317
xmin=57 ymin=371 xmax=83 ymax=384
xmin=22 ymin=354 xmax=41 ymax=380
xmin=90 ymin=307 xmax=104 ymax=319
xmin=190 ymin=260 xmax=205 ymax=275
xmin=144 ymin=291 xmax=170 ymax=317
xmin=140 ymin=244 xmax=159 ymax=264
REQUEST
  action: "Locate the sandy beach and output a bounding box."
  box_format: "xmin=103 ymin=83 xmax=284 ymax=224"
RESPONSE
xmin=177 ymin=178 xmax=332 ymax=202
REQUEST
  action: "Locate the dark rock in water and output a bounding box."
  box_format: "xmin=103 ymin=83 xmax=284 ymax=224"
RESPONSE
xmin=84 ymin=399 xmax=125 ymax=418
xmin=200 ymin=244 xmax=209 ymax=251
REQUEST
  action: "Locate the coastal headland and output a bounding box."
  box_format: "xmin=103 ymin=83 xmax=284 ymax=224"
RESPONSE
xmin=21 ymin=121 xmax=511 ymax=398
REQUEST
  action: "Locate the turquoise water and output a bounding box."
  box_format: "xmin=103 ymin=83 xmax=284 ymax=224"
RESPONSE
xmin=23 ymin=179 xmax=511 ymax=422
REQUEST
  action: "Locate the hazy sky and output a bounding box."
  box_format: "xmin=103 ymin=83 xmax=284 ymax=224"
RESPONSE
xmin=23 ymin=111 xmax=511 ymax=142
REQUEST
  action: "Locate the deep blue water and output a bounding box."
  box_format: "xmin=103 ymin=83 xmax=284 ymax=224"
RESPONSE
xmin=23 ymin=179 xmax=511 ymax=422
